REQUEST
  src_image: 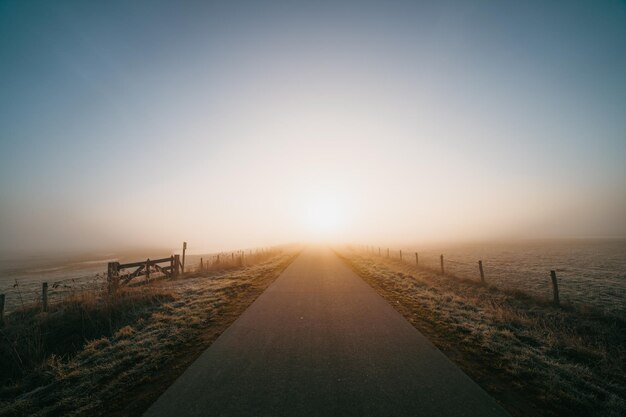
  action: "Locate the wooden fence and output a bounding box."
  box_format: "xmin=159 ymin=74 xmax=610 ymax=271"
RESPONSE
xmin=0 ymin=242 xmax=285 ymax=324
xmin=107 ymin=255 xmax=181 ymax=293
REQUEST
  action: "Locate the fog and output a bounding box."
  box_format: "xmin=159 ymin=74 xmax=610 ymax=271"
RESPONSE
xmin=1 ymin=1 xmax=625 ymax=254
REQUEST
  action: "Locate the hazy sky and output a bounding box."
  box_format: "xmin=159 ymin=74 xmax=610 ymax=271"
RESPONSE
xmin=1 ymin=0 xmax=625 ymax=253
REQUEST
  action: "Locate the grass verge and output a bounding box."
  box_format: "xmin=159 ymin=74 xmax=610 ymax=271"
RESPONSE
xmin=0 ymin=250 xmax=299 ymax=417
xmin=336 ymin=249 xmax=626 ymax=417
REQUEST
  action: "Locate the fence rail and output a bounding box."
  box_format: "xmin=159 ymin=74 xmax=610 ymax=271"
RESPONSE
xmin=106 ymin=255 xmax=181 ymax=293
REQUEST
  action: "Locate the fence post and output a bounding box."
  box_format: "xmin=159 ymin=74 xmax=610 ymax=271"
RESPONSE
xmin=200 ymin=257 xmax=203 ymax=271
xmin=415 ymin=252 xmax=419 ymax=266
xmin=174 ymin=254 xmax=181 ymax=277
xmin=146 ymin=259 xmax=151 ymax=281
xmin=107 ymin=262 xmax=120 ymax=294
xmin=182 ymin=242 xmax=187 ymax=274
xmin=42 ymin=282 xmax=48 ymax=312
xmin=378 ymin=247 xmax=381 ymax=256
xmin=0 ymin=294 xmax=5 ymax=326
xmin=399 ymin=250 xmax=402 ymax=261
xmin=550 ymin=270 xmax=560 ymax=305
xmin=440 ymin=254 xmax=444 ymax=275
xmin=478 ymin=260 xmax=485 ymax=283
xmin=170 ymin=256 xmax=175 ymax=278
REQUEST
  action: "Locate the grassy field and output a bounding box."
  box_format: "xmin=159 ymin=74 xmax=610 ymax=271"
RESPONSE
xmin=0 ymin=249 xmax=299 ymax=417
xmin=361 ymin=240 xmax=626 ymax=317
xmin=337 ymin=248 xmax=626 ymax=417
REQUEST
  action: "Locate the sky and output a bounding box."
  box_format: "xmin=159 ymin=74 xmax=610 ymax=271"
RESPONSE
xmin=0 ymin=0 xmax=625 ymax=253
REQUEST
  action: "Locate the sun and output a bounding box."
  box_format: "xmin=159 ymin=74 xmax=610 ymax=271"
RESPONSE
xmin=302 ymin=195 xmax=345 ymax=239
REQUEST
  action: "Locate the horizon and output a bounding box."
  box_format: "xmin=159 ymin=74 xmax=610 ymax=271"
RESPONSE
xmin=1 ymin=0 xmax=625 ymax=253
xmin=1 ymin=236 xmax=625 ymax=262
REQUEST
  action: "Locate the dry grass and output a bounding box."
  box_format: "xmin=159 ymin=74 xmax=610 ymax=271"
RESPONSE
xmin=0 ymin=250 xmax=299 ymax=417
xmin=336 ymin=249 xmax=626 ymax=417
xmin=0 ymin=287 xmax=173 ymax=385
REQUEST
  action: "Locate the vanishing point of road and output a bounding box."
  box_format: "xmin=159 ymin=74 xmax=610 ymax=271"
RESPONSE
xmin=144 ymin=247 xmax=510 ymax=417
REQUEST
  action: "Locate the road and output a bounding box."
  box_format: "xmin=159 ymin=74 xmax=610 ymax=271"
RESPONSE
xmin=144 ymin=247 xmax=510 ymax=417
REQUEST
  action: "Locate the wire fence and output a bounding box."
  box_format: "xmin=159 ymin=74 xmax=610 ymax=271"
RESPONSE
xmin=189 ymin=248 xmax=282 ymax=272
xmin=0 ymin=272 xmax=108 ymax=313
xmin=350 ymin=244 xmax=626 ymax=317
xmin=0 ymin=245 xmax=285 ymax=318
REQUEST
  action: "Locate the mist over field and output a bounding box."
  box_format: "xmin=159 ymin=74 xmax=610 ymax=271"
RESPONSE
xmin=1 ymin=3 xmax=626 ymax=417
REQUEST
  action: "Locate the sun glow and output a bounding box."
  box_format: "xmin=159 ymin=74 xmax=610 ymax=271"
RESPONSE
xmin=301 ymin=194 xmax=346 ymax=240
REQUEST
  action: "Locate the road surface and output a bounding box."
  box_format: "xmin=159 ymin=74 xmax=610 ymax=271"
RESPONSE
xmin=144 ymin=247 xmax=510 ymax=417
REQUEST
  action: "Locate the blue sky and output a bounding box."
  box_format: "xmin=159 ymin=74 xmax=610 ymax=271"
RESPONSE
xmin=1 ymin=1 xmax=625 ymax=252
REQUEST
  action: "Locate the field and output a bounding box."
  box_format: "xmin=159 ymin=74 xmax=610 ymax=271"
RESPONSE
xmin=0 ymin=249 xmax=299 ymax=417
xmin=337 ymin=248 xmax=626 ymax=417
xmin=0 ymin=248 xmax=280 ymax=314
xmin=365 ymin=239 xmax=626 ymax=317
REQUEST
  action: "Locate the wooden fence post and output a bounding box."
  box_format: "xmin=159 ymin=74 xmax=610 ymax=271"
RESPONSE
xmin=146 ymin=259 xmax=151 ymax=281
xmin=0 ymin=294 xmax=5 ymax=326
xmin=478 ymin=260 xmax=485 ymax=283
xmin=107 ymin=262 xmax=120 ymax=294
xmin=550 ymin=270 xmax=560 ymax=305
xmin=200 ymin=257 xmax=203 ymax=271
xmin=440 ymin=254 xmax=444 ymax=275
xmin=42 ymin=282 xmax=48 ymax=312
xmin=182 ymin=242 xmax=187 ymax=274
xmin=378 ymin=247 xmax=381 ymax=256
xmin=170 ymin=256 xmax=175 ymax=278
xmin=399 ymin=250 xmax=402 ymax=261
xmin=415 ymin=252 xmax=419 ymax=266
xmin=174 ymin=254 xmax=181 ymax=277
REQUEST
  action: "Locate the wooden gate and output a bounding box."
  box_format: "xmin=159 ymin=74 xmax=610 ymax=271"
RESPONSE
xmin=107 ymin=255 xmax=180 ymax=293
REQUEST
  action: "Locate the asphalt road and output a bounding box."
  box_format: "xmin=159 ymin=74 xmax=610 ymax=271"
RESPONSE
xmin=144 ymin=247 xmax=510 ymax=417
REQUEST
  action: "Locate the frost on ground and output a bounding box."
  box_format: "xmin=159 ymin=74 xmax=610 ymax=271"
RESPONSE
xmin=337 ymin=249 xmax=626 ymax=417
xmin=0 ymin=251 xmax=298 ymax=417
